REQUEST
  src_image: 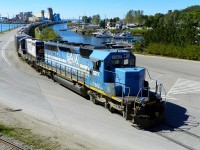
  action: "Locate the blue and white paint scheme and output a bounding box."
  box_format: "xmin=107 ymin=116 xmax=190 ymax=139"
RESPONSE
xmin=43 ymin=41 xmax=145 ymax=97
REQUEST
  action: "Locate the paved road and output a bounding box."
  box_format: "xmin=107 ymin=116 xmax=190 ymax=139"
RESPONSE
xmin=0 ymin=29 xmax=200 ymax=150
xmin=136 ymin=54 xmax=200 ymax=144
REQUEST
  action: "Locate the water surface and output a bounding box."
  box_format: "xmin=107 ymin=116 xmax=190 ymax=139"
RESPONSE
xmin=53 ymin=23 xmax=142 ymax=46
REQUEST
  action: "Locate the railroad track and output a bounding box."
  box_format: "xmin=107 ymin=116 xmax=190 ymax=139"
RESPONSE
xmin=150 ymin=123 xmax=200 ymax=150
xmin=0 ymin=136 xmax=25 ymax=150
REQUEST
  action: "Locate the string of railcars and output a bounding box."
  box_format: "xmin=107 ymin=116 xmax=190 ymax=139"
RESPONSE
xmin=14 ymin=26 xmax=165 ymax=128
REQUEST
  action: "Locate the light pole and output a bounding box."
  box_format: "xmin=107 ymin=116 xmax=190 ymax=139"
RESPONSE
xmin=7 ymin=14 xmax=10 ymax=30
xmin=13 ymin=14 xmax=14 ymax=28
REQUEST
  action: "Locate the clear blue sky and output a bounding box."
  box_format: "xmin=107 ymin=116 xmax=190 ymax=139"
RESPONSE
xmin=0 ymin=0 xmax=199 ymax=19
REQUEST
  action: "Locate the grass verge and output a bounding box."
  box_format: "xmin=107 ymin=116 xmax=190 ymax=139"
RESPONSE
xmin=0 ymin=122 xmax=65 ymax=150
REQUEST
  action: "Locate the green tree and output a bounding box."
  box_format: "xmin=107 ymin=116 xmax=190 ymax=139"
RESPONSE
xmin=99 ymin=19 xmax=106 ymax=28
xmin=40 ymin=27 xmax=61 ymax=41
xmin=82 ymin=16 xmax=92 ymax=23
xmin=125 ymin=10 xmax=144 ymax=24
xmin=92 ymin=14 xmax=100 ymax=25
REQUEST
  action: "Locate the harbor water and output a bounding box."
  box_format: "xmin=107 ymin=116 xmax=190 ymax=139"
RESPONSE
xmin=53 ymin=23 xmax=142 ymax=46
xmin=0 ymin=23 xmax=25 ymax=32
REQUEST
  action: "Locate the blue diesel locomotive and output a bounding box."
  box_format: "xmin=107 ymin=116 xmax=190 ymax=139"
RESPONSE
xmin=15 ymin=35 xmax=165 ymax=128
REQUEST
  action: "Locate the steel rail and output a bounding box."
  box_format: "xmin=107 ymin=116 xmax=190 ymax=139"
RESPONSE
xmin=0 ymin=136 xmax=25 ymax=150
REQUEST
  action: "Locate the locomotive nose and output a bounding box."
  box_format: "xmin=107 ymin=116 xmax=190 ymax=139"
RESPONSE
xmin=115 ymin=67 xmax=145 ymax=97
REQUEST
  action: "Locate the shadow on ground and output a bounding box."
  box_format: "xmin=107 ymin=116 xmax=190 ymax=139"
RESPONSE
xmin=151 ymin=102 xmax=199 ymax=132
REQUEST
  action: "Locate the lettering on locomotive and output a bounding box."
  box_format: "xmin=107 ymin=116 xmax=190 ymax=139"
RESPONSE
xmin=66 ymin=53 xmax=79 ymax=65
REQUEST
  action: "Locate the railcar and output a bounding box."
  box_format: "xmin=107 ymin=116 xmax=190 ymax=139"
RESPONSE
xmin=14 ymin=34 xmax=44 ymax=64
xmin=14 ymin=35 xmax=165 ymax=128
xmin=25 ymin=38 xmax=44 ymax=63
xmin=14 ymin=33 xmax=30 ymax=57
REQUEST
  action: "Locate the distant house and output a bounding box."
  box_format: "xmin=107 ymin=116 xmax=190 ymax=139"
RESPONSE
xmin=106 ymin=21 xmax=124 ymax=30
xmin=81 ymin=24 xmax=101 ymax=29
xmin=106 ymin=22 xmax=116 ymax=30
xmin=29 ymin=15 xmax=45 ymax=22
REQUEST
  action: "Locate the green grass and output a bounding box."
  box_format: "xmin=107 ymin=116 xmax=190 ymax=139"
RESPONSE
xmin=0 ymin=122 xmax=64 ymax=150
xmin=35 ymin=27 xmax=61 ymax=41
xmin=79 ymin=29 xmax=97 ymax=35
xmin=34 ymin=27 xmax=41 ymax=39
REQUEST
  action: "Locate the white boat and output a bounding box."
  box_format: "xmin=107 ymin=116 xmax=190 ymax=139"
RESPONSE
xmin=95 ymin=31 xmax=112 ymax=38
xmin=113 ymin=32 xmax=133 ymax=39
xmin=105 ymin=40 xmax=133 ymax=50
xmin=92 ymin=30 xmax=103 ymax=36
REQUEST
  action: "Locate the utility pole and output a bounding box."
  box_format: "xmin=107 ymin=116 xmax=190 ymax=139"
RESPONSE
xmin=79 ymin=16 xmax=83 ymax=26
xmin=0 ymin=13 xmax=2 ymax=33
xmin=7 ymin=14 xmax=10 ymax=30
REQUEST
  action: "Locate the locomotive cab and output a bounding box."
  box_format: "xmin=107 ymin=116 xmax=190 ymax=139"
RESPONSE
xmin=89 ymin=49 xmax=164 ymax=128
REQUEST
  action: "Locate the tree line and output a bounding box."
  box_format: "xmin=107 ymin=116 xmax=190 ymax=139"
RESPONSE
xmin=70 ymin=6 xmax=200 ymax=61
xmin=133 ymin=5 xmax=200 ymax=61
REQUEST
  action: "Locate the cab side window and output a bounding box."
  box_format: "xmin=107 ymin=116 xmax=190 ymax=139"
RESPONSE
xmin=93 ymin=61 xmax=100 ymax=71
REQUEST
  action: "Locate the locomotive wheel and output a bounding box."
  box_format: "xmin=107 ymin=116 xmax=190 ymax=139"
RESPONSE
xmin=123 ymin=111 xmax=128 ymax=120
xmin=104 ymin=102 xmax=108 ymax=108
xmin=108 ymin=104 xmax=114 ymax=113
xmin=89 ymin=95 xmax=96 ymax=104
xmin=89 ymin=95 xmax=93 ymax=102
xmin=93 ymin=98 xmax=98 ymax=104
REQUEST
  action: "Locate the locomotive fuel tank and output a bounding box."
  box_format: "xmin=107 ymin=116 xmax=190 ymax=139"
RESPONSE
xmin=53 ymin=75 xmax=88 ymax=97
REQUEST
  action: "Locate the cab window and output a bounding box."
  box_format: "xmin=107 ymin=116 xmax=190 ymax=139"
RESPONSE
xmin=91 ymin=59 xmax=100 ymax=71
xmin=93 ymin=61 xmax=100 ymax=71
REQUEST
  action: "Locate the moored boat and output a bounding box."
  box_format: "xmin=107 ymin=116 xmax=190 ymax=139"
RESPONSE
xmin=94 ymin=30 xmax=112 ymax=38
xmin=113 ymin=32 xmax=134 ymax=39
xmin=59 ymin=28 xmax=68 ymax=31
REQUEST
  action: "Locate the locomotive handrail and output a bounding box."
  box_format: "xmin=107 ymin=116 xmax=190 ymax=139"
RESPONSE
xmin=133 ymin=87 xmax=144 ymax=116
xmin=116 ymin=83 xmax=130 ymax=100
xmin=135 ymin=88 xmax=143 ymax=102
xmin=104 ymin=69 xmax=120 ymax=83
xmin=162 ymin=85 xmax=167 ymax=105
xmin=104 ymin=69 xmax=120 ymax=97
xmin=146 ymin=69 xmax=165 ymax=98
xmin=104 ymin=70 xmax=131 ymax=100
xmin=104 ymin=69 xmax=120 ymax=79
xmin=36 ymin=56 xmax=87 ymax=84
xmin=158 ymin=83 xmax=167 ymax=103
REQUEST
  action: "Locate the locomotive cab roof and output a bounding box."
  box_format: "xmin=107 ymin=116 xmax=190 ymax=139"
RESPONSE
xmin=44 ymin=41 xmax=134 ymax=61
xmin=84 ymin=47 xmax=133 ymax=61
